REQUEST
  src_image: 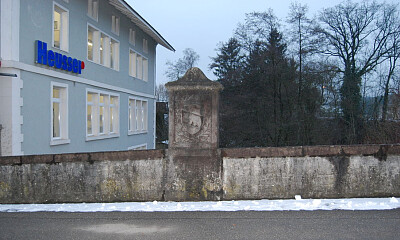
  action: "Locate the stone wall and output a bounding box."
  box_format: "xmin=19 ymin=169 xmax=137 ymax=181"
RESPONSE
xmin=0 ymin=145 xmax=399 ymax=203
xmin=222 ymin=145 xmax=400 ymax=200
xmin=0 ymin=150 xmax=165 ymax=203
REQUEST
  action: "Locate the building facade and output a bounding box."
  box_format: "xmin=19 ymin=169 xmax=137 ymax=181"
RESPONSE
xmin=0 ymin=0 xmax=174 ymax=156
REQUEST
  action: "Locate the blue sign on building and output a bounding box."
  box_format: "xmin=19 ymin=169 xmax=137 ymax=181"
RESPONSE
xmin=36 ymin=40 xmax=85 ymax=74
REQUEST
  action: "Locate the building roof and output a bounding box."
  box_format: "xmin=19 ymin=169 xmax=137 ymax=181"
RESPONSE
xmin=109 ymin=0 xmax=175 ymax=52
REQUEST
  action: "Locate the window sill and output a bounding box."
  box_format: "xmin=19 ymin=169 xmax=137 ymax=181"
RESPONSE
xmin=86 ymin=133 xmax=119 ymax=141
xmin=87 ymin=14 xmax=98 ymax=22
xmin=50 ymin=138 xmax=71 ymax=146
xmin=111 ymin=30 xmax=119 ymax=37
xmin=52 ymin=46 xmax=69 ymax=54
xmin=128 ymin=130 xmax=148 ymax=136
xmin=129 ymin=75 xmax=148 ymax=82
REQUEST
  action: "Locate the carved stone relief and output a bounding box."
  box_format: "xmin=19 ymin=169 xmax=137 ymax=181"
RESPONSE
xmin=173 ymin=92 xmax=212 ymax=147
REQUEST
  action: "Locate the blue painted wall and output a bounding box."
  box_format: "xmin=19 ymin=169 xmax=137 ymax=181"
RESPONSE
xmin=19 ymin=0 xmax=157 ymax=154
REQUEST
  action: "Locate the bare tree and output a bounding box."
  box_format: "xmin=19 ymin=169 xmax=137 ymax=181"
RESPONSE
xmin=165 ymin=48 xmax=200 ymax=81
xmin=155 ymin=84 xmax=169 ymax=102
xmin=381 ymin=8 xmax=400 ymax=121
xmin=235 ymin=8 xmax=279 ymax=52
xmin=286 ymin=2 xmax=315 ymax=104
xmin=316 ymin=0 xmax=400 ymax=143
xmin=181 ymin=48 xmax=200 ymax=69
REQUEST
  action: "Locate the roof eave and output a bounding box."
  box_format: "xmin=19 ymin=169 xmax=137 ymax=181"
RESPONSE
xmin=112 ymin=0 xmax=175 ymax=52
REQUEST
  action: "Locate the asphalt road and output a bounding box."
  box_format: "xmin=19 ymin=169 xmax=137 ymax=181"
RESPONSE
xmin=1 ymin=210 xmax=399 ymax=240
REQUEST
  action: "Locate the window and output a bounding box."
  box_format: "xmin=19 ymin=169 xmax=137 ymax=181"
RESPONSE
xmin=129 ymin=50 xmax=136 ymax=77
xmin=137 ymin=56 xmax=143 ymax=80
xmin=87 ymin=26 xmax=94 ymax=61
xmin=129 ymin=49 xmax=148 ymax=81
xmin=53 ymin=3 xmax=69 ymax=52
xmin=87 ymin=0 xmax=98 ymax=20
xmin=110 ymin=39 xmax=119 ymax=70
xmin=99 ymin=94 xmax=105 ymax=134
xmin=100 ymin=34 xmax=105 ymax=65
xmin=86 ymin=90 xmax=119 ymax=140
xmin=111 ymin=15 xmax=120 ymax=35
xmin=143 ymin=58 xmax=148 ymax=81
xmin=129 ymin=98 xmax=148 ymax=134
xmin=143 ymin=39 xmax=148 ymax=53
xmin=129 ymin=29 xmax=136 ymax=45
xmin=109 ymin=96 xmax=118 ymax=133
xmin=87 ymin=92 xmax=94 ymax=135
xmin=87 ymin=25 xmax=119 ymax=70
xmin=51 ymin=83 xmax=70 ymax=145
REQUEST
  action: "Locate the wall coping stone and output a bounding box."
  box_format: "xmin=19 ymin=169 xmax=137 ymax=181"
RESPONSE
xmin=0 ymin=149 xmax=166 ymax=165
xmin=1 ymin=145 xmax=399 ymax=166
xmin=221 ymin=144 xmax=400 ymax=159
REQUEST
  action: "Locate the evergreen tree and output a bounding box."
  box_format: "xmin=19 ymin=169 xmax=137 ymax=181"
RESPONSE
xmin=210 ymin=38 xmax=244 ymax=87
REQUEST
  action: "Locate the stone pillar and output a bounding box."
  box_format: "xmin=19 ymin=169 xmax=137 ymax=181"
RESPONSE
xmin=165 ymin=67 xmax=223 ymax=201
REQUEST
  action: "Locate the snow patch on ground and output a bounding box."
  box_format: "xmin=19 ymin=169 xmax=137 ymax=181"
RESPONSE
xmin=0 ymin=197 xmax=399 ymax=212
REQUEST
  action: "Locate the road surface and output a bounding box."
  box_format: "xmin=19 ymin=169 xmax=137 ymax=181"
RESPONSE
xmin=1 ymin=210 xmax=399 ymax=239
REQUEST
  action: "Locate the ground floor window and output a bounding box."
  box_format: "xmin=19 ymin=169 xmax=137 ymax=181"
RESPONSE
xmin=86 ymin=89 xmax=119 ymax=140
xmin=51 ymin=82 xmax=70 ymax=145
xmin=128 ymin=98 xmax=148 ymax=134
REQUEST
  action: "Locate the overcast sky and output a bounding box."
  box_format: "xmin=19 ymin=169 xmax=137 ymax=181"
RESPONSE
xmin=126 ymin=0 xmax=391 ymax=85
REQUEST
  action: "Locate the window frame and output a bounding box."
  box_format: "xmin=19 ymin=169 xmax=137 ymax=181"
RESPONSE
xmin=129 ymin=48 xmax=148 ymax=81
xmin=50 ymin=82 xmax=70 ymax=146
xmin=143 ymin=38 xmax=148 ymax=54
xmin=86 ymin=89 xmax=120 ymax=141
xmin=52 ymin=2 xmax=69 ymax=52
xmin=111 ymin=15 xmax=120 ymax=36
xmin=128 ymin=97 xmax=148 ymax=135
xmin=87 ymin=24 xmax=120 ymax=71
xmin=87 ymin=0 xmax=99 ymax=21
xmin=109 ymin=96 xmax=118 ymax=134
xmin=129 ymin=28 xmax=136 ymax=45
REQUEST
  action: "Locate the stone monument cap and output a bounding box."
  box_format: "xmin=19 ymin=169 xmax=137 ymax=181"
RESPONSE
xmin=165 ymin=67 xmax=223 ymax=91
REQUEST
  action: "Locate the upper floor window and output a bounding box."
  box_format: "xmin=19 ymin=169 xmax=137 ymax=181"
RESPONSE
xmin=110 ymin=39 xmax=119 ymax=70
xmin=129 ymin=29 xmax=136 ymax=45
xmin=53 ymin=3 xmax=69 ymax=52
xmin=87 ymin=0 xmax=98 ymax=21
xmin=129 ymin=49 xmax=148 ymax=81
xmin=88 ymin=25 xmax=119 ymax=70
xmin=143 ymin=39 xmax=148 ymax=53
xmin=111 ymin=15 xmax=120 ymax=35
